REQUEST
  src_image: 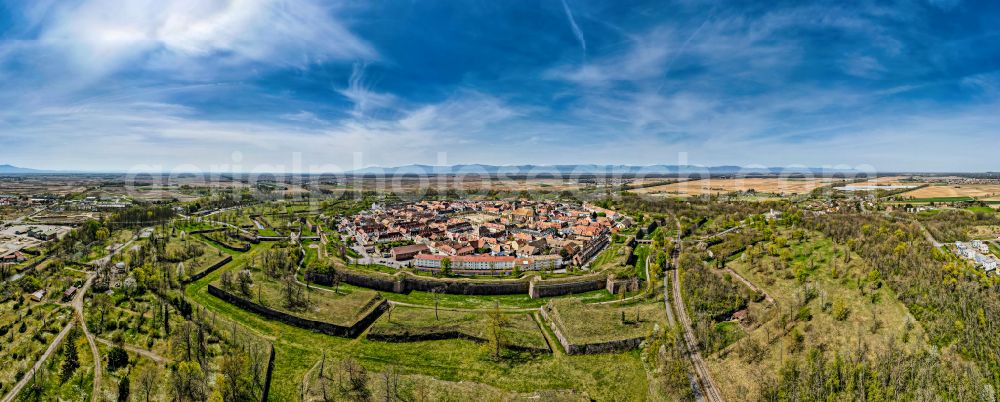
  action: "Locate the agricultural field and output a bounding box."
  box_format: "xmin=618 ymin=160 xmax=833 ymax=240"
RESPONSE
xmin=323 ymin=175 xmax=590 ymax=194
xmin=899 ymin=183 xmax=1000 ymax=201
xmin=632 ymin=178 xmax=837 ymax=197
xmin=27 ymin=211 xmax=101 ymax=225
xmin=0 ymin=175 xmax=95 ymax=196
xmin=855 ymin=175 xmax=921 ymax=186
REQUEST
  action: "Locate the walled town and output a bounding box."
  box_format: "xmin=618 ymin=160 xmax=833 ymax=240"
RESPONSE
xmin=344 ymin=200 xmax=627 ymax=273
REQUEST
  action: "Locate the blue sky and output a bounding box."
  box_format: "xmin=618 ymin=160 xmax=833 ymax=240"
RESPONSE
xmin=0 ymin=0 xmax=998 ymax=172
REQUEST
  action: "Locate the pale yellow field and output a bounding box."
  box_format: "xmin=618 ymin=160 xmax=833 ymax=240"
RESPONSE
xmin=899 ymin=184 xmax=1000 ymax=200
xmin=857 ymin=176 xmax=921 ymax=186
xmin=633 ymin=178 xmax=835 ymax=196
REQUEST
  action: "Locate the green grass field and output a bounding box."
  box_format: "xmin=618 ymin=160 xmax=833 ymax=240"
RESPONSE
xmin=257 ymin=228 xmax=279 ymax=237
xmin=216 ymin=267 xmax=381 ymax=327
xmin=544 ymin=298 xmax=664 ymax=345
xmin=369 ymin=305 xmax=549 ymax=351
xmin=906 ymin=196 xmax=975 ymax=203
xmin=590 ymin=243 xmax=627 ymax=270
xmin=633 ymin=244 xmax=651 ymax=280
xmin=966 ymin=206 xmax=999 ymax=214
xmin=328 ymin=281 xmax=624 ymax=310
xmin=185 ymin=243 xmax=654 ymax=401
xmin=988 ymin=242 xmax=1000 ymax=258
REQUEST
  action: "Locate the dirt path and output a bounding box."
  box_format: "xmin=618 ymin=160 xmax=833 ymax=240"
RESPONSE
xmin=94 ymin=337 xmax=166 ymax=364
xmin=0 ymin=321 xmax=75 ymax=402
xmin=915 ymin=220 xmax=944 ymax=249
xmin=702 ymin=224 xmax=743 ymax=241
xmin=724 ymin=268 xmax=774 ymax=304
xmin=387 ymin=299 xmax=539 ymax=313
xmin=91 ymin=238 xmax=135 ymax=267
xmin=73 ymin=275 xmax=102 ymax=402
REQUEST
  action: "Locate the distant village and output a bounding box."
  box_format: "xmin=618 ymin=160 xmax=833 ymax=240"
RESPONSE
xmin=0 ymin=193 xmax=133 ymax=210
xmin=341 ymin=200 xmax=630 ymax=273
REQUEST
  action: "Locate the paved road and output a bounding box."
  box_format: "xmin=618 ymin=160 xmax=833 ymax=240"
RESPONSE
xmin=348 ymin=244 xmax=405 ymax=268
xmin=0 ymin=321 xmax=75 ymax=402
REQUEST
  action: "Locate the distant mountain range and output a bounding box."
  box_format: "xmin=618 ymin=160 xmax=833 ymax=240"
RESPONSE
xmin=0 ymin=163 xmax=865 ymax=175
xmin=0 ymin=164 xmax=48 ymax=173
xmin=347 ymin=164 xmax=863 ymax=175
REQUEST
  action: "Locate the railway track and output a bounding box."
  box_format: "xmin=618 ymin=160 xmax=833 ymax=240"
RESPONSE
xmin=668 ymin=223 xmax=725 ymax=402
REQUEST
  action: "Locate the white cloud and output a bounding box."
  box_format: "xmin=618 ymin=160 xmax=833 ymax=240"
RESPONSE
xmin=338 ymin=62 xmax=398 ymax=119
xmin=4 ymin=0 xmax=374 ymax=83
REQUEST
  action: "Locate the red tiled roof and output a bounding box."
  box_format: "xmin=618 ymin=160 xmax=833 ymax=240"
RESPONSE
xmin=414 ymin=254 xmax=515 ymax=263
xmin=391 ymin=244 xmax=429 ymax=254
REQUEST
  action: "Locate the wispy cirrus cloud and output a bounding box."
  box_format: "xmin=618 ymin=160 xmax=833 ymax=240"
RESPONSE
xmin=559 ymin=0 xmax=587 ymax=53
xmin=338 ymin=62 xmax=398 ymax=119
